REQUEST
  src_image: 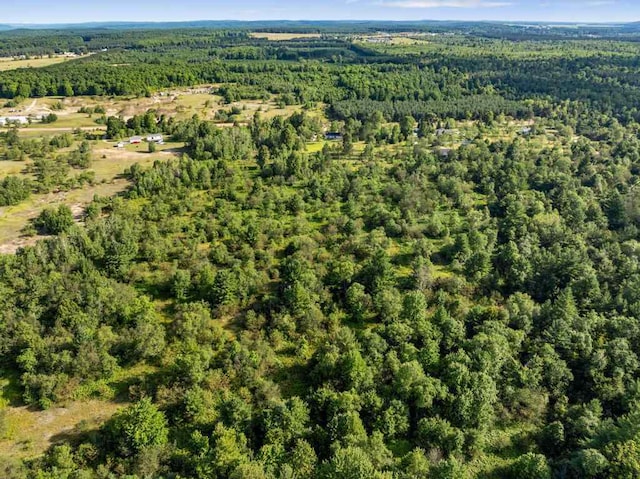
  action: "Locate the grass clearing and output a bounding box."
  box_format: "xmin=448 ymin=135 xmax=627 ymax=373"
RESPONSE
xmin=250 ymin=33 xmax=323 ymax=41
xmin=306 ymin=141 xmax=326 ymax=153
xmin=0 ymin=400 xmax=123 ymax=461
xmin=0 ymin=55 xmax=77 ymax=72
xmin=0 ymin=142 xmax=182 ymax=254
xmin=0 ymin=182 xmax=126 ymax=254
xmin=91 ymin=142 xmax=182 ymax=181
xmin=0 ymin=161 xmax=29 ymax=177
xmin=0 ymin=90 xmax=317 ymax=134
xmin=32 ymin=115 xmax=102 ymax=129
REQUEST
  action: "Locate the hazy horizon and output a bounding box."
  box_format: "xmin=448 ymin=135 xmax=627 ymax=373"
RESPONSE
xmin=3 ymin=0 xmax=639 ymax=25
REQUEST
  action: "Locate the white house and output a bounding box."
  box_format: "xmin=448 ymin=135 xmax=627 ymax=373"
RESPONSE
xmin=147 ymin=134 xmax=164 ymax=143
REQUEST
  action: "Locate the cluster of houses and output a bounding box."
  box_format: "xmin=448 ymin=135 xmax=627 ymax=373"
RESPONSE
xmin=115 ymin=134 xmax=164 ymax=148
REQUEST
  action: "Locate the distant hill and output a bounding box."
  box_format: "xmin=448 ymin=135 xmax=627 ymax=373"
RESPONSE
xmin=0 ymin=20 xmax=638 ymax=35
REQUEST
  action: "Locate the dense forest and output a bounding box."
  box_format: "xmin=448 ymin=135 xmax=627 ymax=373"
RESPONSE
xmin=3 ymin=24 xmax=640 ymax=479
xmin=3 ymin=30 xmax=640 ymax=121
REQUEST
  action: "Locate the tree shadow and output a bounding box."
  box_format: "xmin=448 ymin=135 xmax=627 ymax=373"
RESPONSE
xmin=48 ymin=422 xmax=102 ymax=450
xmin=109 ymin=368 xmax=169 ymax=404
xmin=0 ymin=368 xmax=25 ymax=408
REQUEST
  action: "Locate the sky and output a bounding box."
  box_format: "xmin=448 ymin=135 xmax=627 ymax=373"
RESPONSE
xmin=2 ymin=0 xmax=639 ymax=24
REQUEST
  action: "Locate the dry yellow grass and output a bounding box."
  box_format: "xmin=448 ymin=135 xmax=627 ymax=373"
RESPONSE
xmin=0 ymin=183 xmax=127 ymax=254
xmin=250 ymin=32 xmax=322 ymax=41
xmin=0 ymin=161 xmax=28 ymax=177
xmin=0 ymin=55 xmax=77 ymax=72
xmin=91 ymin=143 xmax=181 ymax=181
xmin=389 ymin=37 xmax=430 ymax=46
xmin=0 ymin=143 xmax=182 ymax=253
xmin=0 ymin=400 xmax=123 ymax=460
xmin=0 ymin=89 xmax=314 ymax=133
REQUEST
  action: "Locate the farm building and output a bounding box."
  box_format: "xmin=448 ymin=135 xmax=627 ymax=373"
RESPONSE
xmin=147 ymin=134 xmax=164 ymax=143
xmin=130 ymin=136 xmax=143 ymax=144
xmin=325 ymin=132 xmax=343 ymax=141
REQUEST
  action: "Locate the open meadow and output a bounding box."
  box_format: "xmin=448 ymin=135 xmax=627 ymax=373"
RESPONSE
xmin=250 ymin=32 xmax=323 ymax=40
xmin=0 ymin=55 xmax=80 ymax=72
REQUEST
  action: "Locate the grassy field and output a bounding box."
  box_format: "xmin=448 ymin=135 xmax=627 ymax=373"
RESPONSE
xmin=0 ymin=161 xmax=28 ymax=177
xmin=0 ymin=400 xmax=122 ymax=461
xmin=0 ymin=141 xmax=182 ymax=254
xmin=0 ymin=55 xmax=78 ymax=72
xmin=306 ymin=141 xmax=326 ymax=153
xmin=91 ymin=141 xmax=183 ymax=181
xmin=0 ymin=92 xmax=310 ymax=133
xmin=0 ymin=182 xmax=126 ymax=254
xmin=250 ymin=32 xmax=323 ymax=41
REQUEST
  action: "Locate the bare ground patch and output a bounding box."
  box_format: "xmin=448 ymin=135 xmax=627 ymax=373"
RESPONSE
xmin=0 ymin=400 xmax=122 ymax=460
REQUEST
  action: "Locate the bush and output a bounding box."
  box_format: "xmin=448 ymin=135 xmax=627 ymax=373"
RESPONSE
xmin=34 ymin=205 xmax=74 ymax=234
xmin=41 ymin=113 xmax=58 ymax=124
xmin=104 ymin=398 xmax=168 ymax=457
xmin=509 ymin=453 xmax=551 ymax=479
xmin=0 ymin=176 xmax=31 ymax=206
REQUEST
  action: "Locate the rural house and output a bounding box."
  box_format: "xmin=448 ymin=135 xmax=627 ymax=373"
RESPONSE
xmin=325 ymin=132 xmax=343 ymax=141
xmin=147 ymin=134 xmax=164 ymax=143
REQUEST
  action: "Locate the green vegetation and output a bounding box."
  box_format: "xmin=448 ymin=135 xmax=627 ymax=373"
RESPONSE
xmin=34 ymin=204 xmax=74 ymax=234
xmin=2 ymin=23 xmax=640 ymax=479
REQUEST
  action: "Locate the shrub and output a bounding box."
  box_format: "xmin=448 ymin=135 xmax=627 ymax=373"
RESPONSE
xmin=34 ymin=205 xmax=74 ymax=234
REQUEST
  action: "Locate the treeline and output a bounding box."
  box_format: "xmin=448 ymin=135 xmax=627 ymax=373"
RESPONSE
xmin=5 ymin=30 xmax=640 ymax=124
xmin=0 ymin=29 xmax=244 ymax=57
xmin=329 ymin=95 xmax=535 ymax=122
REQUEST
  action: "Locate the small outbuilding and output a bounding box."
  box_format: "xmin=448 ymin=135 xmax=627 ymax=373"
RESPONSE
xmin=147 ymin=134 xmax=164 ymax=143
xmin=130 ymin=136 xmax=142 ymax=144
